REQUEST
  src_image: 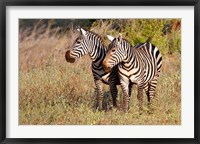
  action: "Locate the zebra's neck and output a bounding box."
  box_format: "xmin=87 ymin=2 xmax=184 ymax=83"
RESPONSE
xmin=89 ymin=42 xmax=106 ymax=67
xmin=123 ymin=47 xmax=137 ymax=66
xmin=91 ymin=44 xmax=107 ymax=79
xmin=85 ymin=32 xmax=106 ymax=70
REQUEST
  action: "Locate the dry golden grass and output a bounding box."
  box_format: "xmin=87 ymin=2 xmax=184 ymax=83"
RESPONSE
xmin=19 ymin=24 xmax=181 ymax=125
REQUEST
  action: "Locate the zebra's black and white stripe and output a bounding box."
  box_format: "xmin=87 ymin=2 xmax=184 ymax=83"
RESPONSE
xmin=102 ymin=34 xmax=162 ymax=112
xmin=65 ymin=27 xmax=120 ymax=110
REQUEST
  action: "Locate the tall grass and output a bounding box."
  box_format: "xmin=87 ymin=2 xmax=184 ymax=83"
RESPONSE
xmin=19 ymin=19 xmax=181 ymax=125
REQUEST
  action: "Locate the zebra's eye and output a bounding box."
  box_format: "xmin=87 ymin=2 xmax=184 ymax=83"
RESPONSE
xmin=111 ymin=49 xmax=116 ymax=52
xmin=76 ymin=40 xmax=82 ymax=44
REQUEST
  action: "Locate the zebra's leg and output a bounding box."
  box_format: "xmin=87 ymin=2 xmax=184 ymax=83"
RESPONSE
xmin=109 ymin=81 xmax=118 ymax=108
xmin=128 ymin=83 xmax=133 ymax=107
xmin=144 ymin=83 xmax=152 ymax=113
xmin=94 ymin=79 xmax=104 ymax=111
xmin=128 ymin=83 xmax=133 ymax=98
xmin=144 ymin=83 xmax=150 ymax=103
xmin=120 ymin=77 xmax=130 ymax=112
xmin=137 ymin=83 xmax=144 ymax=114
xmin=147 ymin=77 xmax=158 ymax=113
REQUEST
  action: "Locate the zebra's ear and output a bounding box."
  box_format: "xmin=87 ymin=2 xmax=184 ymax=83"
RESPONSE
xmin=76 ymin=26 xmax=81 ymax=32
xmin=116 ymin=33 xmax=122 ymax=43
xmin=76 ymin=27 xmax=87 ymax=36
xmin=80 ymin=28 xmax=87 ymax=36
xmin=107 ymin=35 xmax=114 ymax=42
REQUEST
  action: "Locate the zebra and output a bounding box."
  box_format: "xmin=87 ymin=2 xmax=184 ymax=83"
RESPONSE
xmin=102 ymin=34 xmax=162 ymax=112
xmin=65 ymin=27 xmax=120 ymax=110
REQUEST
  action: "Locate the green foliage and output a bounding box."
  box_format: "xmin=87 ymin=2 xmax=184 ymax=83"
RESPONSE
xmin=105 ymin=19 xmax=181 ymax=55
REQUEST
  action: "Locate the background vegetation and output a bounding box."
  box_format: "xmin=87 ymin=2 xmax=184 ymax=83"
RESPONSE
xmin=19 ymin=19 xmax=181 ymax=125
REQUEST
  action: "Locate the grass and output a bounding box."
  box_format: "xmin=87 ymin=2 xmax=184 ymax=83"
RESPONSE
xmin=19 ymin=19 xmax=181 ymax=125
xmin=19 ymin=54 xmax=181 ymax=125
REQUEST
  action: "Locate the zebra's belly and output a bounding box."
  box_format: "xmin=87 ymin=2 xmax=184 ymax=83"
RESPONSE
xmin=129 ymin=69 xmax=155 ymax=84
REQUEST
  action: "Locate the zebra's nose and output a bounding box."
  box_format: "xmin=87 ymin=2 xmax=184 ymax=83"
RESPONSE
xmin=102 ymin=60 xmax=111 ymax=73
xmin=104 ymin=66 xmax=111 ymax=73
xmin=65 ymin=50 xmax=76 ymax=63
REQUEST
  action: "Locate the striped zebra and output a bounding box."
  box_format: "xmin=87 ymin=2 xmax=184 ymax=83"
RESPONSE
xmin=102 ymin=34 xmax=162 ymax=112
xmin=65 ymin=27 xmax=120 ymax=110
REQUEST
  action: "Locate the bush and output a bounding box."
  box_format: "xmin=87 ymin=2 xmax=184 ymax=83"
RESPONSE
xmin=103 ymin=19 xmax=181 ymax=55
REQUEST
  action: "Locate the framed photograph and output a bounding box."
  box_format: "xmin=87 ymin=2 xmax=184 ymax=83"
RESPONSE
xmin=1 ymin=0 xmax=199 ymax=143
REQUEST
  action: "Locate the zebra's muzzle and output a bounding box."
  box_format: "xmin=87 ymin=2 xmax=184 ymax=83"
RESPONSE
xmin=65 ymin=50 xmax=76 ymax=63
xmin=102 ymin=60 xmax=111 ymax=73
xmin=104 ymin=66 xmax=111 ymax=73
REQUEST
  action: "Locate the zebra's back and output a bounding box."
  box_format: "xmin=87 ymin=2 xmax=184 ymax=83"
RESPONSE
xmin=133 ymin=42 xmax=162 ymax=82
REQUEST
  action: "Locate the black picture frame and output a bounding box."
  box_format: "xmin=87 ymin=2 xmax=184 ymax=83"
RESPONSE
xmin=0 ymin=0 xmax=199 ymax=144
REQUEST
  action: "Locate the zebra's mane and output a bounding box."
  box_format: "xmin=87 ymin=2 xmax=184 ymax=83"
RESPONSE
xmin=108 ymin=37 xmax=131 ymax=50
xmin=121 ymin=38 xmax=150 ymax=49
xmin=120 ymin=38 xmax=132 ymax=48
xmin=110 ymin=37 xmax=131 ymax=47
xmin=87 ymin=30 xmax=104 ymax=45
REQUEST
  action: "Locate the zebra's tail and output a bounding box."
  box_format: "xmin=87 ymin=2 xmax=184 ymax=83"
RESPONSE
xmin=154 ymin=46 xmax=162 ymax=75
xmin=147 ymin=41 xmax=162 ymax=75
